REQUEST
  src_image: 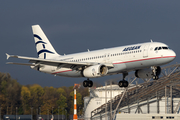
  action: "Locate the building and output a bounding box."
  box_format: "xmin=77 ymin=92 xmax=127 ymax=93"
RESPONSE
xmin=84 ymin=84 xmax=134 ymax=119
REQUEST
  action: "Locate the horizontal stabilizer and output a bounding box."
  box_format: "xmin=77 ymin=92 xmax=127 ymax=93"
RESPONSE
xmin=6 ymin=53 xmax=10 ymax=60
xmin=6 ymin=62 xmax=35 ymax=66
xmin=6 ymin=53 xmax=18 ymax=59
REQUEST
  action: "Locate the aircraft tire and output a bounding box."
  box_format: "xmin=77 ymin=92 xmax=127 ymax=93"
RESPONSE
xmin=88 ymin=80 xmax=93 ymax=87
xmin=118 ymin=81 xmax=124 ymax=87
xmin=83 ymin=80 xmax=88 ymax=87
xmin=153 ymin=75 xmax=159 ymax=80
xmin=118 ymin=80 xmax=129 ymax=87
xmin=123 ymin=81 xmax=129 ymax=87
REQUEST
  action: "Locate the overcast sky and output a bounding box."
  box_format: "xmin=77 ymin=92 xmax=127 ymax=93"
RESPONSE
xmin=0 ymin=1 xmax=180 ymax=87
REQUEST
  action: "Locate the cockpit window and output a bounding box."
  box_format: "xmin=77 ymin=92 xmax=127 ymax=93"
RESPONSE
xmin=158 ymin=47 xmax=162 ymax=50
xmin=162 ymin=47 xmax=168 ymax=49
xmin=154 ymin=46 xmax=169 ymax=51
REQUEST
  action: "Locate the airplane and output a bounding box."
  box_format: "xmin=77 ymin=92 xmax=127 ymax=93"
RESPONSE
xmin=6 ymin=25 xmax=176 ymax=88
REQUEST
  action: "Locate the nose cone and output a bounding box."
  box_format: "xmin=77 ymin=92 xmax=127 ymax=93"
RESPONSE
xmin=168 ymin=50 xmax=176 ymax=62
xmin=171 ymin=50 xmax=176 ymax=58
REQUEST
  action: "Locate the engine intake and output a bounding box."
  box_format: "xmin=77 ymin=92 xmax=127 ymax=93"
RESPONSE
xmin=83 ymin=64 xmax=108 ymax=78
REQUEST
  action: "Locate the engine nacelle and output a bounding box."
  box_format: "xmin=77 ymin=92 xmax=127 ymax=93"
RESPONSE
xmin=83 ymin=64 xmax=108 ymax=78
xmin=135 ymin=66 xmax=161 ymax=79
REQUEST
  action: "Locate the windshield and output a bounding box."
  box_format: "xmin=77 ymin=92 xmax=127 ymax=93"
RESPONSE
xmin=154 ymin=46 xmax=169 ymax=51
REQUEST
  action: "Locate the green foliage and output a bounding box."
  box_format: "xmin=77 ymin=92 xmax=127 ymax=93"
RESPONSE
xmin=0 ymin=72 xmax=21 ymax=115
xmin=21 ymin=86 xmax=31 ymax=114
xmin=0 ymin=72 xmax=90 ymax=116
xmin=56 ymin=94 xmax=67 ymax=114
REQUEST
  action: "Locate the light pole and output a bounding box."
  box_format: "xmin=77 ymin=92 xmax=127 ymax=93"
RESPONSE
xmin=0 ymin=107 xmax=1 ymax=120
xmin=31 ymin=107 xmax=33 ymax=120
xmin=47 ymin=109 xmax=49 ymax=120
xmin=65 ymin=109 xmax=67 ymax=120
xmin=36 ymin=108 xmax=38 ymax=120
xmin=7 ymin=106 xmax=8 ymax=115
xmin=16 ymin=107 xmax=17 ymax=120
xmin=39 ymin=106 xmax=41 ymax=118
xmin=62 ymin=108 xmax=63 ymax=120
xmin=58 ymin=107 xmax=59 ymax=120
xmin=52 ymin=107 xmax=54 ymax=119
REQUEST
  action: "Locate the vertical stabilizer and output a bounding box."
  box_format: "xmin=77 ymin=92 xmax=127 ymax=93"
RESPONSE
xmin=32 ymin=25 xmax=60 ymax=59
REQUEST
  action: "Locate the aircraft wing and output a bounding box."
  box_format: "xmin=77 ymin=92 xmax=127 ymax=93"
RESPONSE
xmin=6 ymin=53 xmax=114 ymax=69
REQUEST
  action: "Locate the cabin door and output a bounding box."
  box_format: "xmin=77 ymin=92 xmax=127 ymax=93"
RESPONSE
xmin=143 ymin=44 xmax=150 ymax=58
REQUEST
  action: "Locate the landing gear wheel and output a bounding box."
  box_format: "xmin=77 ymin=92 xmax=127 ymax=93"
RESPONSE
xmin=153 ymin=75 xmax=159 ymax=80
xmin=83 ymin=79 xmax=93 ymax=87
xmin=83 ymin=80 xmax=88 ymax=87
xmin=118 ymin=72 xmax=129 ymax=88
xmin=88 ymin=80 xmax=93 ymax=87
xmin=118 ymin=80 xmax=129 ymax=87
xmin=118 ymin=81 xmax=124 ymax=87
xmin=123 ymin=81 xmax=129 ymax=87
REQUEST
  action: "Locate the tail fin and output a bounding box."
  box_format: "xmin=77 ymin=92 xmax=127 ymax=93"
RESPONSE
xmin=32 ymin=25 xmax=60 ymax=59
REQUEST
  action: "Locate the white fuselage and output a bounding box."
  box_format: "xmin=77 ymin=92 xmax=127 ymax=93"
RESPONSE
xmin=37 ymin=42 xmax=176 ymax=78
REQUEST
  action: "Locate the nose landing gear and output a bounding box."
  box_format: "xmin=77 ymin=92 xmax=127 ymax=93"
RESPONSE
xmin=152 ymin=66 xmax=159 ymax=80
xmin=152 ymin=75 xmax=159 ymax=80
xmin=83 ymin=78 xmax=93 ymax=87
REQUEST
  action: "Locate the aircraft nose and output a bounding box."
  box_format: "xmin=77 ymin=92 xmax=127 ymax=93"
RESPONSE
xmin=172 ymin=50 xmax=176 ymax=57
xmin=169 ymin=50 xmax=176 ymax=61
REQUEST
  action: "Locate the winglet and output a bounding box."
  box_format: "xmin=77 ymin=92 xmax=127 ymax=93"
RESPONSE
xmin=6 ymin=53 xmax=10 ymax=60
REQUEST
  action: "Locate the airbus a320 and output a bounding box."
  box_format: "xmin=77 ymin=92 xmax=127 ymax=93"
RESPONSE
xmin=6 ymin=25 xmax=176 ymax=87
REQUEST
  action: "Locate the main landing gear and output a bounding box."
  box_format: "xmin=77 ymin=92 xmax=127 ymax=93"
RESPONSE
xmin=83 ymin=72 xmax=129 ymax=88
xmin=118 ymin=72 xmax=129 ymax=88
xmin=83 ymin=78 xmax=93 ymax=87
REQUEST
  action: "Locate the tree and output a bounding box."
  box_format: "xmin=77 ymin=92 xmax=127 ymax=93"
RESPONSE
xmin=0 ymin=72 xmax=90 ymax=117
xmin=21 ymin=86 xmax=31 ymax=114
xmin=5 ymin=79 xmax=21 ymax=115
xmin=41 ymin=86 xmax=58 ymax=115
xmin=56 ymin=94 xmax=67 ymax=114
xmin=29 ymin=84 xmax=44 ymax=111
xmin=57 ymin=88 xmax=66 ymax=96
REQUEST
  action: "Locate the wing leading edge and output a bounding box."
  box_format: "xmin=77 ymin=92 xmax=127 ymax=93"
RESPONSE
xmin=6 ymin=53 xmax=114 ymax=69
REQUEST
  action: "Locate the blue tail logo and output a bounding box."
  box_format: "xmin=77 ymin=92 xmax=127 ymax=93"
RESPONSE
xmin=34 ymin=34 xmax=54 ymax=59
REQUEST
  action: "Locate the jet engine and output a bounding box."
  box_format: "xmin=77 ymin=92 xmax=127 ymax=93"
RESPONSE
xmin=135 ymin=66 xmax=161 ymax=79
xmin=83 ymin=64 xmax=108 ymax=78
